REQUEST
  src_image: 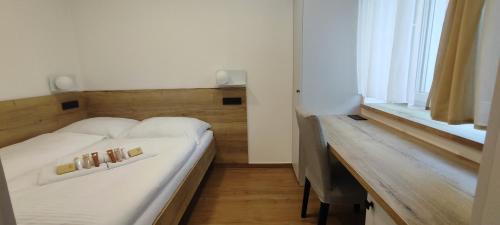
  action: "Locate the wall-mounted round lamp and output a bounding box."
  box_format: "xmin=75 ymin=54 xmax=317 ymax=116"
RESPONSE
xmin=49 ymin=75 xmax=79 ymax=93
xmin=216 ymin=70 xmax=230 ymax=85
xmin=215 ymin=70 xmax=247 ymax=87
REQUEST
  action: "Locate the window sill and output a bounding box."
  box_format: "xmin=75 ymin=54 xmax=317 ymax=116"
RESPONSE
xmin=361 ymin=103 xmax=485 ymax=151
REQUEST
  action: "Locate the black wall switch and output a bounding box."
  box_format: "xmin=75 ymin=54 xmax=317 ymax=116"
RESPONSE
xmin=61 ymin=100 xmax=79 ymax=110
xmin=223 ymin=97 xmax=242 ymax=105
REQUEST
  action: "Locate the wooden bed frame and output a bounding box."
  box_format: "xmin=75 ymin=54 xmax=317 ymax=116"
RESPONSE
xmin=0 ymin=88 xmax=247 ymax=225
xmin=153 ymin=140 xmax=216 ymax=225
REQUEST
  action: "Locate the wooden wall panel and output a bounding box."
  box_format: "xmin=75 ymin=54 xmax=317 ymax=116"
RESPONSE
xmin=84 ymin=88 xmax=248 ymax=164
xmin=0 ymin=88 xmax=248 ymax=164
xmin=0 ymin=92 xmax=88 ymax=148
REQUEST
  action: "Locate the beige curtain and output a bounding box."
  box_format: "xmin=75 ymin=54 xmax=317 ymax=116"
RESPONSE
xmin=428 ymin=0 xmax=485 ymax=125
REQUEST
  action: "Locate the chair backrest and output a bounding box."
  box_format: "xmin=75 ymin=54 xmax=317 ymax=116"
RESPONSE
xmin=295 ymin=108 xmax=331 ymax=199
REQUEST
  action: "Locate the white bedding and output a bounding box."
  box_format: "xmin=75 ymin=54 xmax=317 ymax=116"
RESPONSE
xmin=0 ymin=133 xmax=106 ymax=187
xmin=133 ymin=131 xmax=213 ymax=225
xmin=7 ymin=136 xmax=200 ymax=225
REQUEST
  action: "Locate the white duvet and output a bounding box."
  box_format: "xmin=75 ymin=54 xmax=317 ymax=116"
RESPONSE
xmin=2 ymin=134 xmax=197 ymax=225
xmin=1 ymin=133 xmax=106 ymax=189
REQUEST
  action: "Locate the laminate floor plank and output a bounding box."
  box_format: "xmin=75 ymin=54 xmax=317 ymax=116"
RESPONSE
xmin=183 ymin=167 xmax=363 ymax=225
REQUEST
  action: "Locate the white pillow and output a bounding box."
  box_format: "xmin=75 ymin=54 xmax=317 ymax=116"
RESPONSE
xmin=56 ymin=117 xmax=139 ymax=138
xmin=125 ymin=117 xmax=211 ymax=143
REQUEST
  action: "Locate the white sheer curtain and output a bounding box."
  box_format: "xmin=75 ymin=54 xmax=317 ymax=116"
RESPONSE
xmin=357 ymin=0 xmax=418 ymax=104
xmin=357 ymin=0 xmax=438 ymax=105
xmin=358 ymin=0 xmax=497 ymax=128
xmin=474 ymin=0 xmax=499 ymax=128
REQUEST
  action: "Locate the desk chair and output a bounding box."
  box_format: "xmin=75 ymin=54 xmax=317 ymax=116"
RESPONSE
xmin=296 ymin=109 xmax=365 ymax=225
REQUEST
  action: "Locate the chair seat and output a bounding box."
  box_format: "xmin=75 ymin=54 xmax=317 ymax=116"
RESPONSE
xmin=307 ymin=161 xmax=365 ymax=204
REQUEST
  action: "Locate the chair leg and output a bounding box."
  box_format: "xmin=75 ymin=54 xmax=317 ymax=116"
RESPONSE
xmin=301 ymin=178 xmax=311 ymax=218
xmin=318 ymin=202 xmax=330 ymax=225
xmin=354 ymin=203 xmax=361 ymax=213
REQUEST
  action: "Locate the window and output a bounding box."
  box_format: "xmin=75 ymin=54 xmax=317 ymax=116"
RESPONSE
xmin=411 ymin=0 xmax=449 ymax=106
xmin=357 ymin=0 xmax=449 ymax=107
xmin=359 ymin=0 xmax=496 ymax=130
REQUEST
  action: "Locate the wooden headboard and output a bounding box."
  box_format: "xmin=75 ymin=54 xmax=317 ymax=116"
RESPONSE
xmin=0 ymin=88 xmax=248 ymax=164
xmin=0 ymin=92 xmax=88 ymax=148
xmin=85 ymin=88 xmax=248 ymax=164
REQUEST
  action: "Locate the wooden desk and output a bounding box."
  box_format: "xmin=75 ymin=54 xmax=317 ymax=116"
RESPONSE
xmin=319 ymin=115 xmax=477 ymax=225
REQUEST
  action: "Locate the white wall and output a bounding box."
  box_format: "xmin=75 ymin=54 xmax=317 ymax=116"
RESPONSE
xmin=0 ymin=0 xmax=81 ymax=101
xmin=471 ymin=0 xmax=500 ymax=223
xmin=301 ymin=0 xmax=360 ymax=115
xmin=292 ymin=0 xmax=360 ymax=181
xmin=69 ymin=0 xmax=294 ymax=163
xmin=472 ymin=65 xmax=500 ymax=225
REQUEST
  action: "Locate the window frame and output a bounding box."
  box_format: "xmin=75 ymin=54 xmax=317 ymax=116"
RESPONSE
xmin=410 ymin=0 xmax=448 ymax=107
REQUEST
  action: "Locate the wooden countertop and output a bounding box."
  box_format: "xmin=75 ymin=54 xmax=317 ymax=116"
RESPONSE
xmin=319 ymin=115 xmax=477 ymax=225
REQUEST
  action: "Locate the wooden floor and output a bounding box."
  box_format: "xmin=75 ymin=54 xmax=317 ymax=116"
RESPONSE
xmin=181 ymin=167 xmax=364 ymax=225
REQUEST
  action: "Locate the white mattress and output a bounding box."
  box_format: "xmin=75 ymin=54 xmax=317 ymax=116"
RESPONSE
xmin=133 ymin=131 xmax=213 ymax=225
xmin=3 ymin=131 xmax=212 ymax=225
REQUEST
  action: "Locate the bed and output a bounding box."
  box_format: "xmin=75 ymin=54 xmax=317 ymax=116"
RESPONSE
xmin=0 ymin=117 xmax=216 ymax=225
